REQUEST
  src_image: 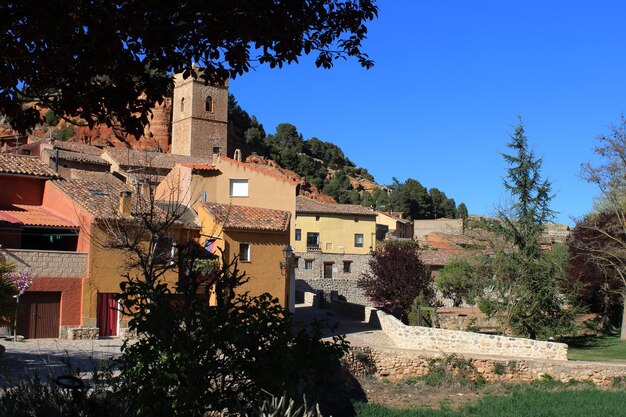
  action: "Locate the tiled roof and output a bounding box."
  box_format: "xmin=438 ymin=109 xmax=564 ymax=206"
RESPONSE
xmin=0 ymin=204 xmax=77 ymax=228
xmin=53 ymin=141 xmax=104 ymax=156
xmin=0 ymin=154 xmax=59 ymax=178
xmin=376 ymin=211 xmax=412 ymax=224
xmin=103 ymin=148 xmax=211 ymax=170
xmin=296 ymin=196 xmax=376 ymax=216
xmin=180 ymin=163 xmax=220 ymax=172
xmin=51 ymin=174 xmax=139 ymax=220
xmin=201 ymin=202 xmax=290 ymax=233
xmin=44 ymin=149 xmax=110 ymax=165
xmin=221 ymin=156 xmax=300 ymax=185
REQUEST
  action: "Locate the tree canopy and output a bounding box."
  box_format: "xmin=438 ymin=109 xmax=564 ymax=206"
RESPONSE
xmin=0 ymin=1 xmax=378 ymax=136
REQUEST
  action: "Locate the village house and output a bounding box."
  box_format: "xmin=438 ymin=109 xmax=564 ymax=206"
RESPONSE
xmin=0 ymin=154 xmax=86 ymax=338
xmin=293 ymin=195 xmax=376 ymax=281
xmin=375 ymin=210 xmax=414 ymax=240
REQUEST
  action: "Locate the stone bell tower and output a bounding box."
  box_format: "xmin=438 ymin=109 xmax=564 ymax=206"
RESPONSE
xmin=171 ymin=69 xmax=228 ymax=158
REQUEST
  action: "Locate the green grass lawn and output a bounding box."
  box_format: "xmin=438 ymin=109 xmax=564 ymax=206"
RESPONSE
xmin=564 ymin=334 xmax=626 ymax=363
xmin=355 ymin=389 xmax=626 ymax=417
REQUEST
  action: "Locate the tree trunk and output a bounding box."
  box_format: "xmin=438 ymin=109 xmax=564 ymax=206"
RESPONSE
xmin=621 ymin=293 xmax=626 ymax=341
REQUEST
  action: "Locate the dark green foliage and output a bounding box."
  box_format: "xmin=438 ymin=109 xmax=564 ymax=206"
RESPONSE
xmin=0 ymin=263 xmax=17 ymax=328
xmin=227 ymin=94 xmax=267 ymax=153
xmin=386 ymin=178 xmax=460 ymax=220
xmin=1 ymin=1 xmax=377 ymax=136
xmin=53 ymin=123 xmax=74 ymax=141
xmin=457 ymin=202 xmax=469 ymax=220
xmin=436 ymin=259 xmax=483 ymax=307
xmin=116 ymin=252 xmax=348 ymax=416
xmin=43 ymin=109 xmax=60 ymax=126
xmin=479 ymin=119 xmax=575 ymax=339
xmin=421 ymin=354 xmax=485 ymax=388
xmin=358 ymin=241 xmax=434 ymax=322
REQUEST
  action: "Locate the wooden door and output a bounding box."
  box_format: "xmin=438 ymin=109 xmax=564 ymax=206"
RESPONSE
xmin=16 ymin=292 xmax=61 ymax=339
xmin=97 ymin=293 xmax=118 ymax=337
xmin=323 ymin=263 xmax=333 ymax=279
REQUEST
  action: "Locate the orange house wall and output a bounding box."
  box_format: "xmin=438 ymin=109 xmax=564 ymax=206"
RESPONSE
xmin=28 ymin=276 xmax=83 ymax=326
xmin=0 ymin=176 xmax=46 ymax=205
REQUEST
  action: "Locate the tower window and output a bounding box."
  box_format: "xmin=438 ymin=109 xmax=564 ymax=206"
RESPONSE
xmin=180 ymin=97 xmax=185 ymax=113
xmin=205 ymin=96 xmax=213 ymax=112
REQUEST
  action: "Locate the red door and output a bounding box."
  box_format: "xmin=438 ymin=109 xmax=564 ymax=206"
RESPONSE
xmin=16 ymin=292 xmax=61 ymax=338
xmin=97 ymin=293 xmax=118 ymax=337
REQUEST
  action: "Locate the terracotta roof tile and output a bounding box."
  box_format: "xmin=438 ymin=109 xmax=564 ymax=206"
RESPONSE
xmin=220 ymin=156 xmax=300 ymax=185
xmin=103 ymin=148 xmax=211 ymax=170
xmin=0 ymin=204 xmax=77 ymax=228
xmin=44 ymin=148 xmax=110 ymax=165
xmin=296 ymin=196 xmax=376 ymax=217
xmin=180 ymin=163 xmax=220 ymax=172
xmin=53 ymin=141 xmax=104 ymax=156
xmin=0 ymin=154 xmax=59 ymax=177
xmin=201 ymin=202 xmax=290 ymax=233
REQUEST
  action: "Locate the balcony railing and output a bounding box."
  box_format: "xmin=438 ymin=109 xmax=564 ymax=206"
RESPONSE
xmin=0 ymin=249 xmax=88 ymax=277
xmin=306 ymin=246 xmax=321 ymax=252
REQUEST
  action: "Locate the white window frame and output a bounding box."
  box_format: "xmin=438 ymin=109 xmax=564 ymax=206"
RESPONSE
xmin=229 ymin=179 xmax=249 ymax=197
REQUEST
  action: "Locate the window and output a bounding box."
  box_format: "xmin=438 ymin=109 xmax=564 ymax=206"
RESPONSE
xmin=295 ymin=229 xmax=301 ymax=241
xmin=294 ymin=257 xmax=300 ymax=269
xmin=343 ymin=261 xmax=352 ymax=273
xmin=229 ymin=179 xmax=249 ymax=197
xmin=154 ymin=237 xmax=175 ymax=264
xmin=306 ymin=232 xmax=320 ymax=249
xmin=205 ymin=96 xmax=213 ymax=112
xmin=212 ymin=146 xmax=222 ymax=155
xmin=354 ymin=233 xmax=364 ymax=247
xmin=239 ymin=242 xmax=250 ymax=262
xmin=180 ymin=97 xmax=185 ymax=113
xmin=304 ymin=259 xmax=313 ymax=270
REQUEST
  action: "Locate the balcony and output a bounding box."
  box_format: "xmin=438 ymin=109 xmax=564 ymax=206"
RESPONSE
xmin=0 ymin=248 xmax=88 ymax=277
xmin=306 ymin=246 xmax=321 ymax=252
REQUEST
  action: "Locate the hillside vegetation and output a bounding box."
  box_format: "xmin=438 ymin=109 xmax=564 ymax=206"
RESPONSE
xmin=228 ymin=94 xmax=468 ymax=220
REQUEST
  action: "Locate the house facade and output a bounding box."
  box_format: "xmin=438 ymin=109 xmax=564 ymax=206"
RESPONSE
xmin=293 ymin=196 xmax=376 ymax=282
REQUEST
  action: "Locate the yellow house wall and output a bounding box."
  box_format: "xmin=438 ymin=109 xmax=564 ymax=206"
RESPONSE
xmin=294 ymin=214 xmax=376 ymax=255
xmin=82 ymin=224 xmax=194 ymax=327
xmin=198 ymin=208 xmax=290 ymax=307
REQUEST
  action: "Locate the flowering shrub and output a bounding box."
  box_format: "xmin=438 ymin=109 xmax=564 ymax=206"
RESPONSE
xmin=8 ymin=271 xmax=36 ymax=295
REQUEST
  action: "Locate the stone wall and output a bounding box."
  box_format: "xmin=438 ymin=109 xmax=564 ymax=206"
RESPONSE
xmin=344 ymin=347 xmax=626 ymax=387
xmin=372 ymin=309 xmax=567 ymax=360
xmin=294 ymin=252 xmax=371 ymax=281
xmin=296 ymin=278 xmax=371 ymax=306
xmin=0 ymin=249 xmax=88 ymax=277
xmin=64 ymin=327 xmax=99 ymax=340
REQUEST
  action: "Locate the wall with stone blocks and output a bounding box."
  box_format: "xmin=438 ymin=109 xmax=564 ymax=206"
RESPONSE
xmin=294 ymin=252 xmax=371 ymax=281
xmin=345 ymin=347 xmax=626 ymax=387
xmin=372 ymin=309 xmax=568 ymax=361
xmin=1 ymin=249 xmax=87 ymax=277
xmin=295 ymin=279 xmax=371 ymax=306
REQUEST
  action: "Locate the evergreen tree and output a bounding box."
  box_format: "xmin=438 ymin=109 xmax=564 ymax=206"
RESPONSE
xmin=479 ymin=119 xmax=575 ymax=339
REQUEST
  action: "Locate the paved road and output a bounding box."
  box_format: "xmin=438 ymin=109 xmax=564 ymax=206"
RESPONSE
xmin=0 ymin=338 xmax=124 ymax=387
xmin=0 ymin=305 xmax=389 ymax=387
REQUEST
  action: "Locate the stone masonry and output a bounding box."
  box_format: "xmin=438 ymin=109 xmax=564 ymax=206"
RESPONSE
xmin=371 ymin=308 xmax=568 ymax=360
xmin=294 ymin=252 xmax=372 ymax=305
xmin=0 ymin=249 xmax=88 ymax=277
xmin=345 ymin=347 xmax=626 ymax=387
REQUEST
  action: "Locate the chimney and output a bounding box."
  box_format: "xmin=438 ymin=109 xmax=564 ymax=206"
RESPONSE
xmin=119 ymin=191 xmax=132 ymax=217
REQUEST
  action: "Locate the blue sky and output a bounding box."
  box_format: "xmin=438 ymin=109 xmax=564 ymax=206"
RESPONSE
xmin=229 ymin=1 xmax=626 ymax=225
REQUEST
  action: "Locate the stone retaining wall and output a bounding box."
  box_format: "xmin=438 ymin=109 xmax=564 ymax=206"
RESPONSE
xmin=345 ymin=347 xmax=626 ymax=387
xmin=372 ymin=309 xmax=567 ymax=360
xmin=295 ymin=279 xmax=370 ymax=306
xmin=1 ymin=249 xmax=88 ymax=277
xmin=64 ymin=327 xmax=99 ymax=340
